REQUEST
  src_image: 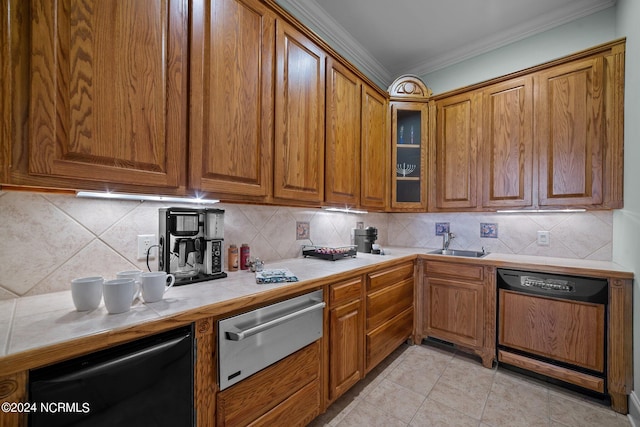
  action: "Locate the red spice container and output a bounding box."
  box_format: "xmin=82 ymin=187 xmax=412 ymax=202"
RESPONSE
xmin=240 ymin=243 xmax=250 ymax=270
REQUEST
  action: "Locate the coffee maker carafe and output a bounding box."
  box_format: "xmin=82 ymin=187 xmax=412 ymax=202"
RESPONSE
xmin=159 ymin=207 xmax=227 ymax=285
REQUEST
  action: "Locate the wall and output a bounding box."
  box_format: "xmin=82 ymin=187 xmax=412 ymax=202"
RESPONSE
xmin=0 ymin=190 xmax=387 ymax=299
xmin=387 ymin=211 xmax=613 ymax=259
xmin=0 ymin=190 xmax=613 ymax=299
xmin=422 ymin=7 xmax=617 ymax=94
xmin=614 ymin=0 xmax=640 ymax=422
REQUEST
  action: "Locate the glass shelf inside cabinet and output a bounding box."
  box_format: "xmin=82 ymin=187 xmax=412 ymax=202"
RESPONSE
xmin=395 ymin=109 xmax=422 ymax=203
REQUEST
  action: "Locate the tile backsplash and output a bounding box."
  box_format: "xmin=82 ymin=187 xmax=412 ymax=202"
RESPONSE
xmin=0 ymin=190 xmax=612 ymax=299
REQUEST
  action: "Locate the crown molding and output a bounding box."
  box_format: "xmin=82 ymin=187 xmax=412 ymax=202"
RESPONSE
xmin=401 ymin=0 xmax=617 ymax=76
xmin=276 ymin=0 xmax=616 ymax=84
xmin=275 ymin=0 xmax=393 ymax=87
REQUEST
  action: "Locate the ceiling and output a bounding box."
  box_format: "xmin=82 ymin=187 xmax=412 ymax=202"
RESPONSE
xmin=276 ymin=0 xmax=616 ymax=86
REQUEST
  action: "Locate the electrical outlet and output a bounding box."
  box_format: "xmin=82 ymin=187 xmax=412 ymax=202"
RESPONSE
xmin=137 ymin=234 xmax=157 ymax=260
xmin=537 ymin=231 xmax=550 ymax=246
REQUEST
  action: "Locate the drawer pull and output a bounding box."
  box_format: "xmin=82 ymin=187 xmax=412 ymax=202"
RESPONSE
xmin=226 ymin=301 xmax=326 ymax=341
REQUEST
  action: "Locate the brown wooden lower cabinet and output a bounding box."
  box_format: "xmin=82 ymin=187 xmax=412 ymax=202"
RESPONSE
xmin=365 ymin=262 xmax=415 ymax=373
xmin=366 ymin=306 xmax=414 ymax=371
xmin=422 ymin=261 xmax=495 ymax=368
xmin=195 ymin=318 xmax=216 ymax=427
xmin=216 ymin=340 xmax=321 ymax=427
xmin=328 ymin=278 xmax=364 ymax=402
xmin=0 ymin=371 xmax=27 ymax=427
xmin=366 ymin=277 xmax=413 ymax=331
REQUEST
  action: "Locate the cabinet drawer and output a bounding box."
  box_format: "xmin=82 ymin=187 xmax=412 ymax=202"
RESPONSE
xmin=248 ymin=379 xmax=320 ymax=427
xmin=330 ymin=278 xmax=362 ymax=306
xmin=216 ymin=340 xmax=320 ymax=426
xmin=366 ymin=278 xmax=413 ymax=331
xmin=366 ymin=307 xmax=413 ymax=372
xmin=425 ymin=260 xmax=484 ymax=281
xmin=367 ymin=262 xmax=414 ymax=292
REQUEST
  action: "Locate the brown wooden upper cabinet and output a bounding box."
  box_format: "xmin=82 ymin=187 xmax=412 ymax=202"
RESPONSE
xmin=482 ymin=76 xmax=534 ymax=209
xmin=389 ymin=76 xmax=432 ymax=211
xmin=27 ymin=0 xmax=188 ymax=190
xmin=189 ymin=0 xmax=275 ymax=201
xmin=325 ymin=59 xmax=389 ymax=210
xmin=431 ymin=78 xmax=534 ymax=211
xmin=428 ymin=39 xmax=624 ymax=211
xmin=360 ymin=86 xmax=389 ymax=211
xmin=430 ymin=91 xmax=481 ymax=210
xmin=536 ymin=54 xmax=619 ymax=208
xmin=325 ymin=59 xmax=361 ymax=206
xmin=273 ymin=19 xmax=326 ymax=203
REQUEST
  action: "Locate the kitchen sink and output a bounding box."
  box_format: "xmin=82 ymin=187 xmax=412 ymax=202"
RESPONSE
xmin=427 ymin=249 xmax=488 ymax=258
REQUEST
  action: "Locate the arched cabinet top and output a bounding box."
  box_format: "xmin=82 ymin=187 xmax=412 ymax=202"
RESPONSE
xmin=388 ymin=75 xmax=432 ymax=101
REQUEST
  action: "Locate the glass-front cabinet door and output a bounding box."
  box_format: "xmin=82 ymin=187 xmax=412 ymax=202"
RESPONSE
xmin=391 ymin=101 xmax=428 ymax=210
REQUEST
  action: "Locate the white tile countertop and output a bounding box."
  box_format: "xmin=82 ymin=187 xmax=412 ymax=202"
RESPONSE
xmin=0 ymin=247 xmax=632 ymax=368
xmin=0 ymin=248 xmax=415 ymax=361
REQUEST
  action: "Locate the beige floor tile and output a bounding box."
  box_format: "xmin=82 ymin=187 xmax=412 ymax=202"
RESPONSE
xmin=549 ymin=394 xmax=630 ymax=427
xmin=385 ymin=357 xmax=442 ymax=396
xmin=449 ymin=352 xmax=497 ymax=380
xmin=337 ymin=368 xmax=385 ymax=402
xmin=402 ymin=343 xmax=454 ymax=374
xmin=309 ymin=343 xmax=630 ymax=427
xmin=428 ymin=378 xmax=489 ymax=420
xmin=336 ymin=400 xmax=407 ymax=427
xmin=434 ymin=356 xmax=495 ymax=400
xmin=409 ymin=398 xmax=480 ymax=427
xmin=488 ymin=370 xmax=550 ymax=420
xmin=481 ymin=389 xmax=550 ymax=427
xmin=364 ymin=378 xmax=426 ymax=424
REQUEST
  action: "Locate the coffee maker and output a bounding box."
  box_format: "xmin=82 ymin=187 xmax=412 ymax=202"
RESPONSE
xmin=353 ymin=227 xmax=378 ymax=253
xmin=159 ymin=207 xmax=227 ymax=285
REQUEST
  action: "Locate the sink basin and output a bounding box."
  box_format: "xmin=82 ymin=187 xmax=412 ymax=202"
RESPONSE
xmin=428 ymin=249 xmax=488 ymax=258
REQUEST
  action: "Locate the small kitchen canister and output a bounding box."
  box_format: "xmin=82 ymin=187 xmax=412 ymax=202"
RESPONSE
xmin=240 ymin=243 xmax=250 ymax=270
xmin=228 ymin=244 xmax=239 ymax=271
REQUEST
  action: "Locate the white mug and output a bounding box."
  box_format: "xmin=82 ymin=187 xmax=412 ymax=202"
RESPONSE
xmin=71 ymin=276 xmax=103 ymax=311
xmin=116 ymin=270 xmax=143 ymax=284
xmin=140 ymin=272 xmax=175 ymax=303
xmin=103 ymin=278 xmax=139 ymax=314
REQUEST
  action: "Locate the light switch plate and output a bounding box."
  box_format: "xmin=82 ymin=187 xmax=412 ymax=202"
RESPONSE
xmin=537 ymin=231 xmax=550 ymax=246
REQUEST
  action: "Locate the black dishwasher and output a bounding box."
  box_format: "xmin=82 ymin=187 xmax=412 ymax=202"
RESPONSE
xmin=29 ymin=325 xmax=194 ymax=427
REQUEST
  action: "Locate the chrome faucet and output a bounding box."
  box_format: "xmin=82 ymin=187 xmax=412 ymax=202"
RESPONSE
xmin=442 ymin=232 xmax=455 ymax=250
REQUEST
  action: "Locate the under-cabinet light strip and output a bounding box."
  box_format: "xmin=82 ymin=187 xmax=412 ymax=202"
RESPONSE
xmin=496 ymin=209 xmax=586 ymax=213
xmin=323 ymin=207 xmax=368 ymax=214
xmin=76 ymin=191 xmax=220 ymax=204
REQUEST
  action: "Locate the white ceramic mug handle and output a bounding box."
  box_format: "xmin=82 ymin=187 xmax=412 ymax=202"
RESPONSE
xmin=132 ymin=282 xmax=141 ymax=303
xmin=164 ymin=274 xmax=175 ymax=294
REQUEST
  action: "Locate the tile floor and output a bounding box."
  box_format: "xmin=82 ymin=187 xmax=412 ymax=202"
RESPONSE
xmin=309 ymin=342 xmax=630 ymax=427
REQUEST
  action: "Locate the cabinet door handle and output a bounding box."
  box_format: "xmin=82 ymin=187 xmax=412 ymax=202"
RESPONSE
xmin=225 ymin=301 xmax=326 ymax=341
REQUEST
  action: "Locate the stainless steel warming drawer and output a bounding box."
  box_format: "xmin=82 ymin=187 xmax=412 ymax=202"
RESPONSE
xmin=217 ymin=289 xmax=325 ymax=391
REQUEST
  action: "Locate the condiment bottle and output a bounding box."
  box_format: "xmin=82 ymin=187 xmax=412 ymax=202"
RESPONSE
xmin=240 ymin=243 xmax=250 ymax=270
xmin=228 ymin=244 xmax=239 ymax=271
